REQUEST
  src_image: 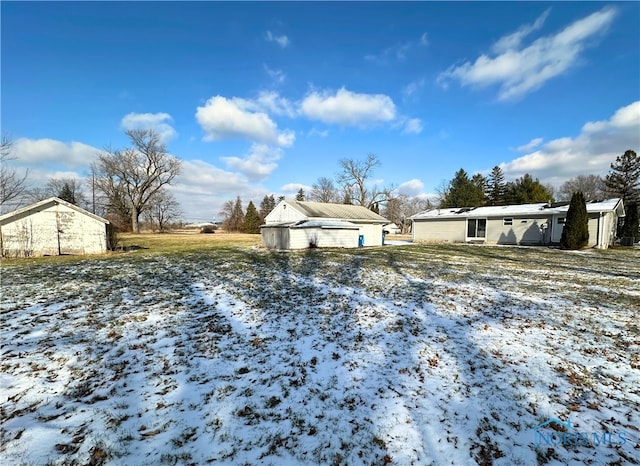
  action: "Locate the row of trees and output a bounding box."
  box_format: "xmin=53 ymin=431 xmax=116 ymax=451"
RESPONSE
xmin=219 ymin=195 xmax=281 ymax=234
xmin=438 ymin=167 xmax=555 ymax=208
xmin=1 ymin=130 xmax=184 ymax=233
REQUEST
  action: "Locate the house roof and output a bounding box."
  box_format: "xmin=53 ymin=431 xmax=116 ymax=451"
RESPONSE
xmin=0 ymin=197 xmax=110 ymax=226
xmin=261 ymin=220 xmax=361 ymax=230
xmin=411 ymin=198 xmax=624 ymax=221
xmin=285 ymin=201 xmax=389 ymax=223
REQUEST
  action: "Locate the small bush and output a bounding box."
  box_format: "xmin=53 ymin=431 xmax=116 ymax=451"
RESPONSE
xmin=200 ymin=225 xmax=217 ymax=234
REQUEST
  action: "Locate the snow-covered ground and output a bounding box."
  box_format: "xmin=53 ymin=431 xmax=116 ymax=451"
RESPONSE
xmin=1 ymin=244 xmax=639 ymax=465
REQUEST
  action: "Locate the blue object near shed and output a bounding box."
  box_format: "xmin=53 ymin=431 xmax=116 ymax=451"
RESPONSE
xmin=358 ymin=235 xmax=365 ymax=248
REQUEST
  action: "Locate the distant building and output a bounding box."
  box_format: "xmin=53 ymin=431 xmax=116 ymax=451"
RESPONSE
xmin=410 ymin=199 xmax=624 ymax=249
xmin=0 ymin=197 xmax=111 ymax=257
xmin=262 ymin=200 xmax=389 ymax=249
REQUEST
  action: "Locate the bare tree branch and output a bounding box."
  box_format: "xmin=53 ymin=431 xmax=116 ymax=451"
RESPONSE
xmin=0 ymin=136 xmax=29 ymax=208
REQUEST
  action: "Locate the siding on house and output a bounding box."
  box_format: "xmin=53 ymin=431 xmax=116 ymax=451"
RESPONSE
xmin=0 ymin=197 xmax=110 ymax=257
xmin=411 ymin=199 xmax=624 ymax=249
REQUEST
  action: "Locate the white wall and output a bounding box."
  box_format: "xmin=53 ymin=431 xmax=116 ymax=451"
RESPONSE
xmin=264 ymin=201 xmax=306 ymax=224
xmin=355 ymin=223 xmax=383 ymax=246
xmin=1 ymin=203 xmax=108 ymax=257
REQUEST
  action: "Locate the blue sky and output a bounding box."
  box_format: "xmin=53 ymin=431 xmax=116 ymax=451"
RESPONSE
xmin=2 ymin=1 xmax=639 ymax=221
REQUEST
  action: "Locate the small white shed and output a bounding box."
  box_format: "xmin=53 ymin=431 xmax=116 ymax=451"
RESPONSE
xmin=261 ymin=220 xmax=361 ymax=249
xmin=0 ymin=197 xmax=111 ymax=257
xmin=262 ymin=200 xmax=389 ymax=249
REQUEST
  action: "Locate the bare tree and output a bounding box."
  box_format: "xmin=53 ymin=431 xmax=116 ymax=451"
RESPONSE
xmin=144 ymin=188 xmax=182 ymax=232
xmin=29 ymin=177 xmax=89 ymax=207
xmin=557 ymin=175 xmax=604 ymax=201
xmin=219 ymin=199 xmax=235 ymax=231
xmin=309 ymin=176 xmax=340 ymax=203
xmin=337 ymin=154 xmax=393 ymax=208
xmin=0 ymin=136 xmax=29 ymax=209
xmin=95 ymin=129 xmax=182 ymax=233
xmin=384 ymin=194 xmax=433 ymax=233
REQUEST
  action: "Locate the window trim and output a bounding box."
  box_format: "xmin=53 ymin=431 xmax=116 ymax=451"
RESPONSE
xmin=466 ymin=218 xmax=487 ymax=240
xmin=503 ymin=217 xmax=513 ymax=226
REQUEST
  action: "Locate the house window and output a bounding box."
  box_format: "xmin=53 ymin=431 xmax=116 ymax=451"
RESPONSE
xmin=503 ymin=218 xmax=513 ymax=226
xmin=557 ymin=217 xmax=565 ymax=225
xmin=467 ymin=218 xmax=487 ymax=238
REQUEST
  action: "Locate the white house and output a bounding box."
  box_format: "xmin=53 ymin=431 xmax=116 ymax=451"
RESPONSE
xmin=411 ymin=198 xmax=625 ymax=249
xmin=0 ymin=197 xmax=111 ymax=257
xmin=262 ymin=200 xmax=389 ymax=249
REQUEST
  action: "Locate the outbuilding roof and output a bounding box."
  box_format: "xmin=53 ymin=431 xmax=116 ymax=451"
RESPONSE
xmin=411 ymin=198 xmax=624 ymax=220
xmin=0 ymin=197 xmax=110 ymax=226
xmin=285 ymin=201 xmax=388 ymax=223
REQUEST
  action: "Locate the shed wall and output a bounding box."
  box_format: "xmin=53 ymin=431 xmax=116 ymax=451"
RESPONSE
xmin=261 ymin=227 xmax=290 ymax=249
xmin=356 ymin=223 xmax=384 ymax=246
xmin=1 ymin=204 xmax=108 ymax=257
xmin=289 ymin=228 xmax=359 ymax=249
xmin=264 ymin=203 xmax=306 ymax=224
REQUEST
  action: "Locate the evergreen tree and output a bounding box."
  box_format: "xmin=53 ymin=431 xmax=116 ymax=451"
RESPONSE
xmin=58 ymin=182 xmax=77 ymax=204
xmin=560 ymin=192 xmax=589 ymax=250
xmin=296 ymin=188 xmax=305 ymax=201
xmin=604 ymin=150 xmax=640 ymax=204
xmin=342 ymin=190 xmax=352 ymax=205
xmin=486 ymin=166 xmax=507 ymax=206
xmin=471 ymin=173 xmax=487 ymax=206
xmin=259 ymin=194 xmax=276 ymax=220
xmin=228 ymin=196 xmax=244 ymax=232
xmin=620 ymin=202 xmax=639 ymax=242
xmin=243 ymin=201 xmax=262 ymax=234
xmin=441 ymin=169 xmax=485 ymax=207
xmin=505 ymin=173 xmax=553 ymax=204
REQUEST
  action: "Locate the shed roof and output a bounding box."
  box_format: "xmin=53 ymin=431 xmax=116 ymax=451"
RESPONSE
xmin=411 ymin=198 xmax=624 ymax=220
xmin=0 ymin=197 xmax=110 ymax=226
xmin=285 ymin=201 xmax=388 ymax=223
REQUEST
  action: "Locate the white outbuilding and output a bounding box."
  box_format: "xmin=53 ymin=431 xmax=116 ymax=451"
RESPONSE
xmin=0 ymin=197 xmax=111 ymax=257
xmin=262 ymin=200 xmax=389 ymax=249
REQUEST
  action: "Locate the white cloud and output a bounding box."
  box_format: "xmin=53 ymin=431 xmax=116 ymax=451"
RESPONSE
xmin=438 ymin=7 xmax=616 ymax=101
xmin=255 ymin=91 xmax=296 ymax=117
xmin=492 ymin=9 xmax=550 ymax=54
xmin=264 ymin=65 xmax=286 ymax=85
xmin=300 ymin=87 xmax=396 ymax=127
xmin=121 ymin=112 xmax=177 ymax=142
xmin=280 ymin=183 xmax=313 ymax=194
xmin=308 ymin=128 xmax=329 ymax=138
xmin=396 ymin=179 xmax=425 ymax=197
xmin=171 ymin=159 xmax=269 ymax=222
xmin=196 ymin=95 xmax=295 ymax=147
xmin=402 ymin=118 xmax=423 ymax=135
xmin=500 ymin=101 xmax=640 ymax=185
xmin=516 ymin=137 xmax=544 ymax=152
xmin=222 ymin=143 xmax=282 ymax=181
xmin=12 ymin=138 xmax=100 ymax=169
xmin=403 ymin=78 xmax=426 ymax=98
xmin=365 ymin=33 xmax=429 ymax=65
xmin=266 ymin=30 xmax=289 ymax=48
